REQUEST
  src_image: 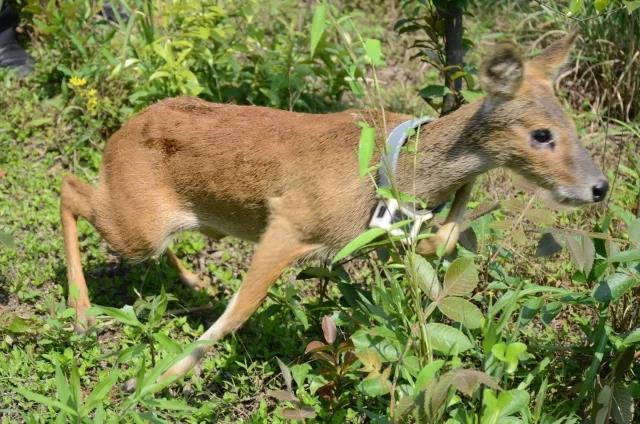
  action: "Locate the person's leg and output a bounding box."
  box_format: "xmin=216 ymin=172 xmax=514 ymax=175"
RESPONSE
xmin=0 ymin=2 xmax=34 ymax=76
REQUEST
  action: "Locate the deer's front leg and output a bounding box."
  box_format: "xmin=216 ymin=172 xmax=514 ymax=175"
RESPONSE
xmin=417 ymin=180 xmax=475 ymax=256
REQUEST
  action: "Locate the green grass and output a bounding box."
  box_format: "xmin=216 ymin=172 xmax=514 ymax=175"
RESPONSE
xmin=1 ymin=1 xmax=639 ymax=423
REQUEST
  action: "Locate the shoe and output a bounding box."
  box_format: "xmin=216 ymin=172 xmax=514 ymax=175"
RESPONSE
xmin=0 ymin=27 xmax=34 ymax=77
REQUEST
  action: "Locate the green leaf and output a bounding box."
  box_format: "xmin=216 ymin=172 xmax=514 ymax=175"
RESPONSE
xmin=419 ymin=84 xmax=451 ymax=100
xmin=310 ymin=3 xmax=326 ymax=57
xmin=54 ymin=364 xmax=70 ymax=406
xmin=406 ymin=253 xmax=440 ymax=301
xmin=415 ymin=360 xmax=445 ymax=393
xmin=81 ymin=372 xmax=119 ymax=415
xmin=568 ymin=0 xmax=584 ymax=15
xmin=290 ymin=363 xmax=311 ymax=389
xmin=594 ymin=0 xmax=610 ymax=13
xmin=425 ymin=323 xmax=473 ymax=355
xmin=16 ymin=387 xmax=78 ymax=417
xmin=332 ymin=227 xmax=386 ymax=263
xmin=0 ymin=231 xmax=16 ymax=249
xmin=88 ymin=305 xmax=142 ymax=327
xmin=607 ymin=249 xmax=640 ymax=263
xmin=622 ymin=328 xmax=640 ymax=346
xmin=437 ymin=297 xmax=483 ymax=329
xmin=460 ymin=89 xmax=483 ymax=102
xmin=592 ymin=273 xmax=639 ymax=303
xmin=628 ymin=218 xmax=640 ymax=246
xmin=566 ymin=235 xmax=595 ymax=275
xmin=364 ymin=38 xmax=383 ymax=66
xmin=611 ymin=382 xmax=635 ymax=424
xmin=358 ymin=125 xmax=376 ymax=178
xmin=491 ymin=342 xmax=527 ymax=374
xmin=624 ymin=1 xmax=640 ymax=14
xmin=7 ymin=316 xmax=32 ymax=333
xmin=442 ymin=257 xmax=479 ymax=297
xmin=359 ymin=372 xmax=391 ymax=397
xmin=482 ymin=389 xmax=530 ymax=423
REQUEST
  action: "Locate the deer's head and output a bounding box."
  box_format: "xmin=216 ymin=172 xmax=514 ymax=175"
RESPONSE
xmin=478 ymin=33 xmax=608 ymax=205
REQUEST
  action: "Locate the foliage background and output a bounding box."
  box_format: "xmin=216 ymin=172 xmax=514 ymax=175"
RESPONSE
xmin=0 ymin=0 xmax=638 ymax=422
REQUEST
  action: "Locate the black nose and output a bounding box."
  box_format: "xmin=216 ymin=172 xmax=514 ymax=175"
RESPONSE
xmin=591 ymin=179 xmax=609 ymax=202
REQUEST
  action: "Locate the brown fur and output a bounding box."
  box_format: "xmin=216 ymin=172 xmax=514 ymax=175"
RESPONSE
xmin=60 ymin=33 xmax=606 ymax=386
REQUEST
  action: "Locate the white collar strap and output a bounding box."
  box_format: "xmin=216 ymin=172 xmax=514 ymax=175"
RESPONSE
xmin=369 ymin=116 xmax=437 ymax=240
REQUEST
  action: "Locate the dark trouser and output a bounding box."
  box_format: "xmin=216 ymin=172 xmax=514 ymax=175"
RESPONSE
xmin=0 ymin=1 xmax=34 ymax=76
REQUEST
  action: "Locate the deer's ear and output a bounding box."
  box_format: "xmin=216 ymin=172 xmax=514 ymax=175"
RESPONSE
xmin=480 ymin=45 xmax=524 ymax=98
xmin=529 ymin=32 xmax=577 ymax=81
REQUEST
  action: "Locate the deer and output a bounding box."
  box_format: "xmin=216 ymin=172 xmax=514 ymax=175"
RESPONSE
xmin=59 ymin=32 xmax=608 ymax=389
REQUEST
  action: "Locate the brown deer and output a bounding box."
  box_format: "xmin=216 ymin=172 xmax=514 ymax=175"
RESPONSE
xmin=60 ymin=32 xmax=607 ymax=388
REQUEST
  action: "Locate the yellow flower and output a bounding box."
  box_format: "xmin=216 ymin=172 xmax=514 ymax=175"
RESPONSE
xmin=69 ymin=76 xmax=87 ymax=88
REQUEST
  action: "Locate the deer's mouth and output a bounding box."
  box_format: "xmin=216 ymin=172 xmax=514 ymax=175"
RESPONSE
xmin=551 ymin=186 xmax=595 ymax=206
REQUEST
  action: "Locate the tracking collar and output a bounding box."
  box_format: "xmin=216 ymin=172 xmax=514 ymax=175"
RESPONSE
xmin=369 ymin=117 xmax=442 ymax=240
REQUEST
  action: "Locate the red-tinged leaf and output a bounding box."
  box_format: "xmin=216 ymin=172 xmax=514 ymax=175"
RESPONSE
xmin=268 ymin=390 xmax=298 ymax=402
xmin=311 ymin=351 xmax=336 ymax=365
xmin=0 ymin=169 xmax=6 ymax=178
xmin=305 ymin=340 xmax=326 ymax=353
xmin=322 ymin=315 xmax=337 ymax=344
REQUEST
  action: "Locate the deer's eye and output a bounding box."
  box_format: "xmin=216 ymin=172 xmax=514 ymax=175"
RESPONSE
xmin=531 ymin=129 xmax=553 ymax=144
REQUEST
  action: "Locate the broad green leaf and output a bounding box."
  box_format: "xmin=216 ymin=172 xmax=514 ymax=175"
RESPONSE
xmin=594 ymin=0 xmax=610 ymax=13
xmin=622 ymin=328 xmax=640 ymax=346
xmin=566 ymin=235 xmax=595 ymax=275
xmin=419 ymin=84 xmax=451 ymax=100
xmin=88 ymin=305 xmax=142 ymax=327
xmin=358 ymin=125 xmax=376 ymax=178
xmin=438 ymin=297 xmax=483 ymax=329
xmin=624 ymin=1 xmax=640 ymax=14
xmin=425 ymin=323 xmax=473 ymax=355
xmin=332 ymin=227 xmax=386 ymax=263
xmin=568 ymin=0 xmax=583 ymax=15
xmin=310 ymin=3 xmax=326 ymax=57
xmin=607 ymin=249 xmax=640 ymax=263
xmin=415 ymin=360 xmax=445 ymax=393
xmin=491 ymin=342 xmax=527 ymax=374
xmin=611 ymin=382 xmax=634 ymax=424
xmin=7 ymin=316 xmax=31 ymax=333
xmin=364 ymin=38 xmax=383 ymax=66
xmin=592 ymin=273 xmax=639 ymax=303
xmin=406 ymin=253 xmax=440 ymax=301
xmin=443 ymin=257 xmax=478 ymax=297
xmin=595 ymin=384 xmax=612 ymax=424
xmin=482 ymin=388 xmax=530 ymax=423
xmin=290 ymin=363 xmax=311 ymax=389
xmin=359 ymin=371 xmax=391 ymax=397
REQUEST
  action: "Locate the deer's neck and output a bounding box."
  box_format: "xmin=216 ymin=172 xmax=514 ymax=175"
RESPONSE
xmin=394 ymin=101 xmax=502 ymax=205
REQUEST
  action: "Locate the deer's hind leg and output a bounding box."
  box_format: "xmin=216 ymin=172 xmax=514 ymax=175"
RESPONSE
xmin=165 ymin=249 xmax=208 ymax=291
xmin=60 ymin=175 xmax=97 ymax=332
